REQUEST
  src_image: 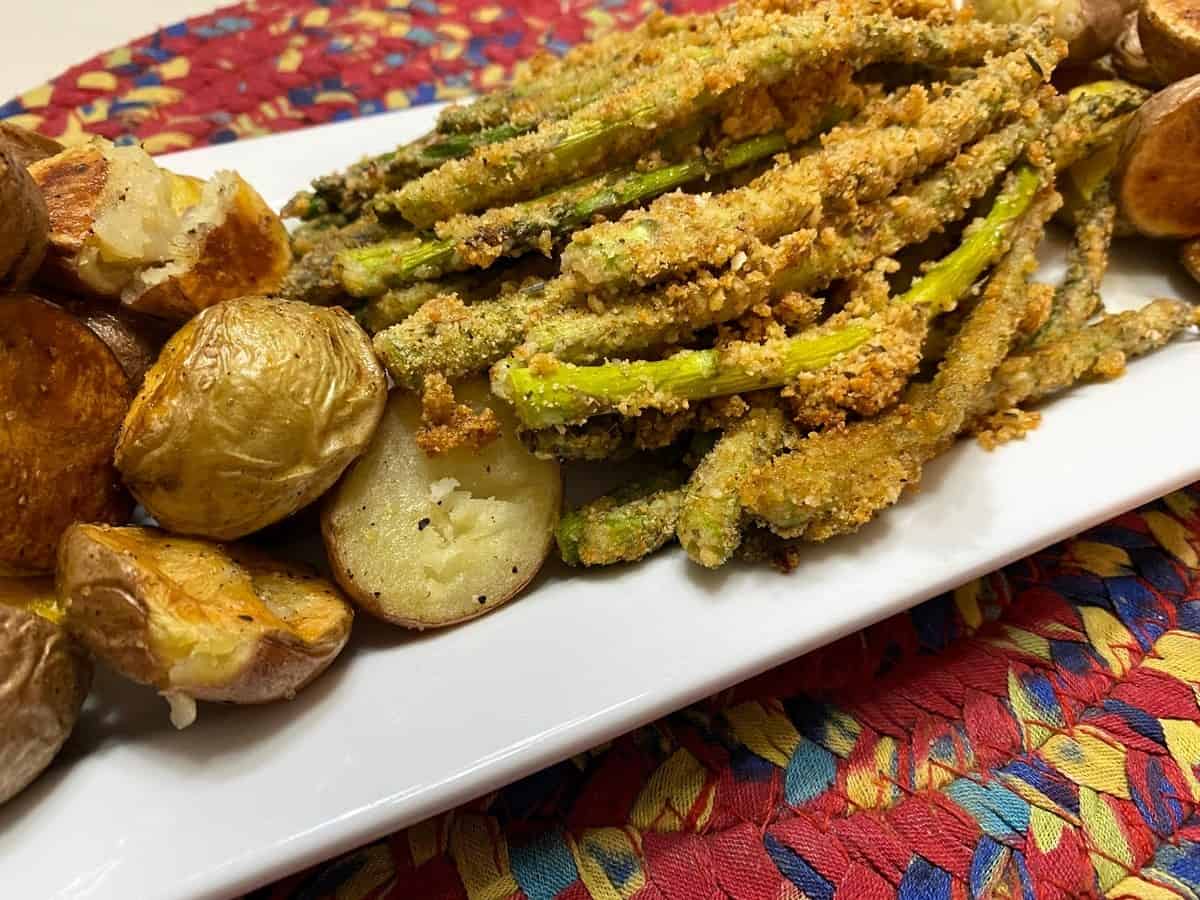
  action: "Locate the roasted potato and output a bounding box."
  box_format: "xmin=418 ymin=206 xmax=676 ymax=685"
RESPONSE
xmin=322 ymin=380 xmax=562 ymax=628
xmin=1140 ymin=0 xmax=1200 ymax=82
xmin=1183 ymin=236 xmax=1200 ymax=281
xmin=971 ymin=0 xmax=1124 ymax=61
xmin=0 ymin=122 xmax=63 ymax=169
xmin=1114 ymin=12 xmax=1168 ymax=85
xmin=27 ymin=139 xmax=289 ymax=319
xmin=0 ymin=577 xmax=92 ymax=806
xmin=58 ymin=525 xmax=353 ymax=724
xmin=59 ymin=296 xmax=174 ymax=389
xmin=1114 ymin=75 xmax=1200 ymax=237
xmin=115 ymin=296 xmax=387 ymax=540
xmin=0 ymin=295 xmax=132 ymax=574
xmin=0 ymin=146 xmax=49 ymax=291
xmin=123 ymin=171 xmax=291 ymax=320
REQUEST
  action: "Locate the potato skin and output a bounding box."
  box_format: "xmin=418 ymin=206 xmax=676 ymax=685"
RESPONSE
xmin=0 ymin=122 xmax=63 ymax=170
xmin=0 ymin=147 xmax=49 ymax=291
xmin=1183 ymin=237 xmax=1200 ymax=282
xmin=115 ymin=296 xmax=387 ymax=540
xmin=1140 ymin=0 xmax=1200 ymax=83
xmin=0 ymin=578 xmax=92 ymax=806
xmin=0 ymin=295 xmax=132 ymax=574
xmin=58 ymin=525 xmax=352 ymax=705
xmin=1114 ymin=75 xmax=1200 ymax=238
xmin=59 ymin=296 xmax=174 ymax=390
xmin=26 ymin=143 xmax=110 ymax=295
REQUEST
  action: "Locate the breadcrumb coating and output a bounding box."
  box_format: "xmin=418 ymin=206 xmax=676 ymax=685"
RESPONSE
xmin=416 ymin=373 xmax=501 ymax=455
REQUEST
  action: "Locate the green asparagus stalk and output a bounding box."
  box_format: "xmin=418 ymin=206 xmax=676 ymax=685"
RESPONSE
xmin=340 ymin=130 xmax=796 ymax=295
xmin=1027 ymin=180 xmax=1115 ymax=348
xmin=280 ymin=218 xmax=413 ymax=306
xmin=980 ymin=298 xmax=1198 ymax=416
xmin=522 ymin=113 xmax=1047 ymax=364
xmin=355 ymin=275 xmax=485 ymax=334
xmin=1050 ymin=81 xmax=1150 ymax=170
xmin=556 ymin=469 xmax=688 ymax=566
xmin=677 ymin=407 xmax=791 ymax=568
xmin=495 ymin=167 xmax=1044 ymax=429
xmin=742 ymin=180 xmax=1058 ymax=540
xmin=560 ymin=40 xmax=1061 ymax=293
xmin=392 ymin=14 xmax=1030 ymax=227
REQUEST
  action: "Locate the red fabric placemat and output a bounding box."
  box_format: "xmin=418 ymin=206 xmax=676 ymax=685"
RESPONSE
xmin=8 ymin=3 xmax=1200 ymax=898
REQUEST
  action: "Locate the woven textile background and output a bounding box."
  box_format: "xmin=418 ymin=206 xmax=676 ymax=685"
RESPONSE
xmin=7 ymin=2 xmax=1200 ymax=898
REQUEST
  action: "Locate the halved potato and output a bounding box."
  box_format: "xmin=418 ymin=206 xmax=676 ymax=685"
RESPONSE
xmin=28 ymin=140 xmax=182 ymax=298
xmin=115 ymin=296 xmax=387 ymax=540
xmin=123 ymin=171 xmax=291 ymax=320
xmin=0 ymin=577 xmax=92 ymax=806
xmin=0 ymin=146 xmax=49 ymax=290
xmin=1183 ymin=236 xmax=1200 ymax=282
xmin=1140 ymin=0 xmax=1200 ymax=83
xmin=322 ymin=380 xmax=562 ymax=628
xmin=1114 ymin=12 xmax=1167 ymax=86
xmin=0 ymin=295 xmax=132 ymax=574
xmin=27 ymin=139 xmax=289 ymax=320
xmin=58 ymin=525 xmax=353 ymax=723
xmin=1115 ymin=75 xmax=1200 ymax=238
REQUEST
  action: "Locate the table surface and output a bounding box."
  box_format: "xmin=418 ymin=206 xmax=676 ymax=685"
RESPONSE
xmin=2 ymin=0 xmax=215 ymax=101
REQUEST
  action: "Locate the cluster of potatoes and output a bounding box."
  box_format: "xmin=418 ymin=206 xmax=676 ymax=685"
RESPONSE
xmin=0 ymin=125 xmax=560 ymax=806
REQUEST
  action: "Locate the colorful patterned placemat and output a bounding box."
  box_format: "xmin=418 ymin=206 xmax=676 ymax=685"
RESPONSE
xmin=8 ymin=3 xmax=1200 ymax=898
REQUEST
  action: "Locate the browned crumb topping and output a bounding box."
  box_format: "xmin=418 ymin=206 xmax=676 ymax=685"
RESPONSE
xmin=974 ymin=407 xmax=1042 ymax=450
xmin=416 ymin=373 xmax=501 ymax=455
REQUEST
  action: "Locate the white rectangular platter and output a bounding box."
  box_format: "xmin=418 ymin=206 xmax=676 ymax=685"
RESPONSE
xmin=3 ymin=103 xmax=1199 ymax=900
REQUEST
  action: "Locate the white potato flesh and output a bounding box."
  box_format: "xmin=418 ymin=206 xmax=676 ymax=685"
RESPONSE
xmin=322 ymin=380 xmax=561 ymax=627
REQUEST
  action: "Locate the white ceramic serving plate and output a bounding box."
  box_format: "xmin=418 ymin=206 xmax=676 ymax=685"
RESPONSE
xmin=3 ymin=104 xmax=1199 ymax=900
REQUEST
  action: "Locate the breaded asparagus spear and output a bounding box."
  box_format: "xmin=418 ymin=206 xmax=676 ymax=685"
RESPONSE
xmin=392 ymin=13 xmax=1030 ymax=227
xmin=521 ymin=113 xmax=1046 ymax=364
xmin=494 ymin=168 xmax=1044 ymax=428
xmin=342 ymin=130 xmax=796 ymax=294
xmin=560 ymin=40 xmax=1062 ymax=293
xmin=280 ymin=217 xmax=413 ymax=305
xmin=740 ymin=176 xmax=1059 ymax=540
xmin=677 ymin=406 xmax=792 ymax=568
xmin=1026 ymin=180 xmax=1115 ymax=347
xmin=979 ymin=298 xmax=1198 ymax=416
xmin=556 ymin=469 xmax=688 ymax=566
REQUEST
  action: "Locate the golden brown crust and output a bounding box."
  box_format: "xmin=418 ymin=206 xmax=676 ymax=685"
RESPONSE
xmin=58 ymin=296 xmax=173 ymax=389
xmin=416 ymin=373 xmax=502 ymax=455
xmin=0 ymin=582 xmax=92 ymax=806
xmin=1182 ymin=236 xmax=1200 ymax=282
xmin=0 ymin=295 xmax=132 ymax=574
xmin=27 ymin=144 xmax=109 ymax=294
xmin=58 ymin=525 xmax=352 ymax=705
xmin=1115 ymin=75 xmax=1200 ymax=238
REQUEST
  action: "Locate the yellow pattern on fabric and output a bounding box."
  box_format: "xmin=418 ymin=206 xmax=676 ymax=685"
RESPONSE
xmin=302 ymin=8 xmax=330 ymax=27
xmin=1161 ymin=719 xmax=1200 ymax=802
xmin=1165 ymin=490 xmax=1199 ymax=521
xmin=1028 ymin=804 xmax=1068 ymax=852
xmin=158 ymin=57 xmax=190 ymax=80
xmin=77 ymin=100 xmax=111 ymax=125
xmin=1145 ymin=510 xmax=1200 ymax=567
xmin=20 ymin=84 xmax=52 ymax=109
xmin=822 ymin=709 xmax=862 ymax=759
xmin=847 ymin=735 xmax=899 ymax=810
xmin=1145 ymin=632 xmax=1200 ymax=683
xmin=123 ymin=86 xmax=184 ymax=106
xmin=103 ymin=47 xmax=132 ymax=68
xmin=1000 ymin=773 xmax=1080 ymax=829
xmin=1079 ymin=785 xmax=1134 ymax=890
xmin=1070 ymin=541 xmax=1133 ymax=577
xmin=1041 ymin=726 xmax=1131 ymax=799
xmin=143 ymin=132 xmax=195 ymax=154
xmin=408 ymin=817 xmax=441 ymax=868
xmin=629 ymin=748 xmax=711 ymax=832
xmin=724 ymin=701 xmax=801 ymax=768
xmin=334 ymin=844 xmax=396 ymax=900
xmin=278 ymin=47 xmax=303 ymax=73
xmin=915 ymin=731 xmax=965 ymax=794
xmin=386 ymin=90 xmax=411 ymax=109
xmin=78 ymin=71 xmax=118 ymax=91
xmin=953 ymin=580 xmax=983 ymax=630
xmin=1080 ymin=607 xmax=1136 ymax=677
xmin=450 ymin=813 xmax=519 ymax=900
xmin=1105 ymin=874 xmax=1193 ymax=899
xmin=571 ymin=828 xmax=646 ymax=900
xmin=1007 ymin=669 xmax=1053 ymax=750
xmin=991 ymin=626 xmax=1052 ymax=661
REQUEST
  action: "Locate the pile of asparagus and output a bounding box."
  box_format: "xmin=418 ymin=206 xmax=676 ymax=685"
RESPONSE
xmin=283 ymin=0 xmax=1194 ymax=570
